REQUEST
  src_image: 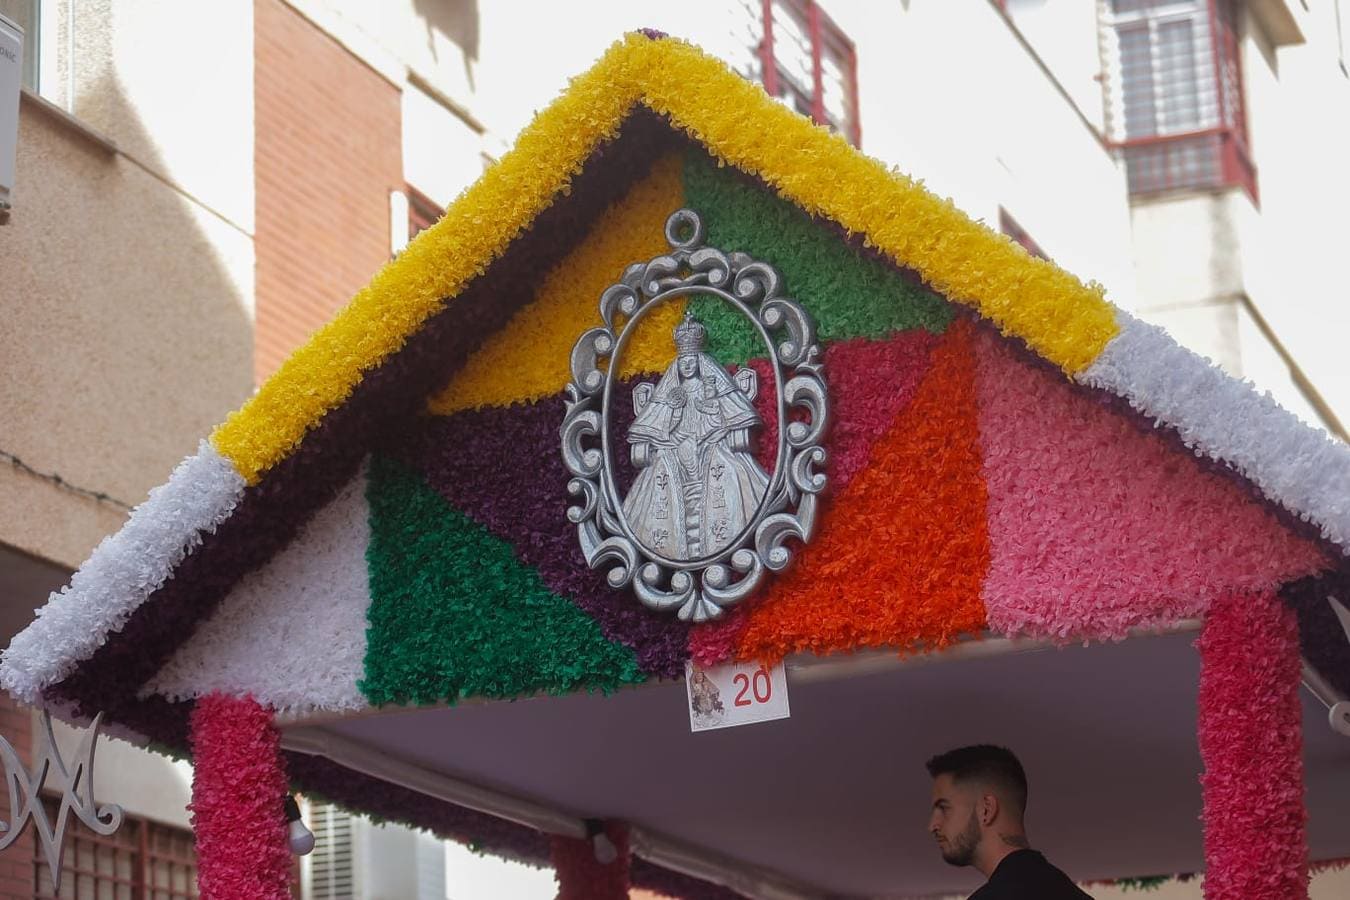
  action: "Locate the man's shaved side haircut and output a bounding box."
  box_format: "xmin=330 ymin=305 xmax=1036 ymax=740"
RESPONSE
xmin=926 ymin=744 xmax=1029 ymax=817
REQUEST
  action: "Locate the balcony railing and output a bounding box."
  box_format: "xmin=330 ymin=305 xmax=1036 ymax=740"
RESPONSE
xmin=1118 ymin=126 xmax=1258 ymax=204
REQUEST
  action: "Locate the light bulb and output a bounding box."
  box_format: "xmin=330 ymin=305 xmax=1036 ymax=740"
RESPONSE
xmin=283 ymin=794 xmax=315 ymax=855
xmin=592 ymin=832 xmax=618 ymax=865
xmin=288 ymin=819 xmax=316 ymax=855
xmin=1331 ymin=701 xmax=1350 ymax=738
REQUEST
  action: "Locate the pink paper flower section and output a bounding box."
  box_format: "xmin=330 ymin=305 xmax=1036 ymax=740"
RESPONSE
xmin=1198 ymin=591 xmax=1308 ymax=899
xmin=974 ymin=330 xmax=1327 ymax=642
xmin=188 ymin=694 xmax=292 ymax=900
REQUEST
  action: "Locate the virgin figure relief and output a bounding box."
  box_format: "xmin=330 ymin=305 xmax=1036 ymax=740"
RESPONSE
xmin=622 ymin=313 xmax=770 ymax=560
xmin=562 ymin=207 xmax=827 ymax=620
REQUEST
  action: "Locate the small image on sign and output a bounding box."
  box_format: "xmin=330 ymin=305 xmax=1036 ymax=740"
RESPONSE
xmin=684 ymin=660 xmax=790 ymax=733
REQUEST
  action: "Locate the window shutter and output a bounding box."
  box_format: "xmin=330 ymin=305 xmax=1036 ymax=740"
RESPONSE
xmin=309 ymin=802 xmax=357 ymax=900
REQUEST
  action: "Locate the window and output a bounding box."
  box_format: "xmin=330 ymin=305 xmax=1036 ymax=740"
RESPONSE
xmin=752 ymin=0 xmax=860 ymax=145
xmin=34 ymin=796 xmax=200 ymax=899
xmin=0 ymin=0 xmax=38 ymax=91
xmin=407 ymin=186 xmax=442 ymax=242
xmin=999 ymin=208 xmax=1049 ymax=260
xmin=307 ymin=802 xmax=356 ymax=900
xmin=1104 ymin=0 xmax=1257 ymax=202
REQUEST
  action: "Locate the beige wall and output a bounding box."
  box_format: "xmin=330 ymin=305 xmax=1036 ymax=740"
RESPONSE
xmin=52 ymin=0 xmax=256 ymax=239
xmin=1003 ymin=0 xmax=1107 ymax=131
xmin=0 ymin=100 xmax=253 ymax=568
xmin=1 ymin=0 xmax=256 ymax=835
xmin=1 ymin=0 xmax=255 ymax=568
xmin=1129 ymin=190 xmax=1251 ymax=316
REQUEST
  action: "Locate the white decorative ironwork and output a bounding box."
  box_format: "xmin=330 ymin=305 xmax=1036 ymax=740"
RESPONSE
xmin=0 ymin=711 xmax=124 ymax=889
xmin=562 ymin=208 xmax=829 ymax=622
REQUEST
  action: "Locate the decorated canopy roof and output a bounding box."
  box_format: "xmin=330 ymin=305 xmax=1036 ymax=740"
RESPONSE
xmin=4 ymin=31 xmax=1350 ymax=897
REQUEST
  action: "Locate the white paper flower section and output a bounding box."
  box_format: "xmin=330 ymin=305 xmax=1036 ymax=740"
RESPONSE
xmin=0 ymin=442 xmax=246 ymax=706
xmin=143 ymin=462 xmax=373 ymax=715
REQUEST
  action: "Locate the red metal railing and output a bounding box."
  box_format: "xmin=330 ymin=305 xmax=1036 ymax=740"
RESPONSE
xmin=1113 ymin=0 xmax=1257 ymax=203
xmin=758 ymin=0 xmax=860 ymax=146
xmin=1117 ymin=126 xmax=1257 ymax=203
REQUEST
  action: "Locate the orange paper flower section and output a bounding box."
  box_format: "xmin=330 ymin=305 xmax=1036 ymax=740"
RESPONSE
xmin=734 ymin=319 xmax=990 ymax=661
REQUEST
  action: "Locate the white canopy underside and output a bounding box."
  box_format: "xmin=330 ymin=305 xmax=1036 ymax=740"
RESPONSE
xmin=281 ymin=629 xmax=1350 ymax=899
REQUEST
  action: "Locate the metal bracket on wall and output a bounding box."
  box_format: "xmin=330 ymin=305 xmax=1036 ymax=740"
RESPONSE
xmin=0 ymin=710 xmax=124 ymax=890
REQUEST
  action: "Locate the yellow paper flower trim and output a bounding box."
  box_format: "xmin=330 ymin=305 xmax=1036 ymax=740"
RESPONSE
xmin=212 ymin=33 xmax=1116 ymax=485
xmin=628 ymin=37 xmax=1117 ymax=373
xmin=211 ymin=42 xmax=644 ymax=483
xmin=428 ymin=153 xmax=687 ymax=415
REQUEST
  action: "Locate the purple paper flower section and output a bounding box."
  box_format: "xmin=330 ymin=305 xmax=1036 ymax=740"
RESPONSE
xmin=383 ymin=387 xmax=692 ymax=679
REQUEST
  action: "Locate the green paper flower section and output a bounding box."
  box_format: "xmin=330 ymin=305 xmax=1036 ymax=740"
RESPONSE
xmin=682 ymin=152 xmax=953 ymax=366
xmin=360 ymin=455 xmax=645 ymax=705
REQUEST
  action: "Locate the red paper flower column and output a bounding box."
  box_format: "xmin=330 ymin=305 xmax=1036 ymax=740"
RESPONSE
xmin=1197 ymin=592 xmax=1309 ymax=899
xmin=551 ymin=820 xmax=631 ymax=899
xmin=188 ymin=693 xmax=292 ymax=900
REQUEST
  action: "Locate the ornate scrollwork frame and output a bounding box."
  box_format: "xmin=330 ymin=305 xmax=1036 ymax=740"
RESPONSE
xmin=561 ymin=209 xmax=829 ymax=622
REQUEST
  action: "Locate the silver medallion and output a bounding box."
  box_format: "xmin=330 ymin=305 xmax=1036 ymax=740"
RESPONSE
xmin=561 ymin=209 xmax=829 ymax=622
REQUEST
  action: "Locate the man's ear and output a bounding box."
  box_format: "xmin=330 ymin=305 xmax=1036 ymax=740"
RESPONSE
xmin=981 ymin=792 xmax=1000 ymax=826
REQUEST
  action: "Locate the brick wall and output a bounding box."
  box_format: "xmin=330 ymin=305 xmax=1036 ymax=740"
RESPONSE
xmin=254 ymin=0 xmax=404 ymax=383
xmin=0 ymin=696 xmax=34 ymax=898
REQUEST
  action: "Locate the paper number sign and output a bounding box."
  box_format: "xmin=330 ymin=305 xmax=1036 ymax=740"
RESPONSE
xmin=684 ymin=660 xmax=790 ymax=732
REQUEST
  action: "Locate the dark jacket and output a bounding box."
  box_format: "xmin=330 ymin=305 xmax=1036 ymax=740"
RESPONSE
xmin=969 ymin=850 xmax=1094 ymax=899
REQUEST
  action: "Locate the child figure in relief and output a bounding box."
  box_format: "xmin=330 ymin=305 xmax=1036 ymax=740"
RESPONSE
xmin=689 ymin=669 xmax=725 ymax=723
xmin=623 ymin=313 xmax=770 ymax=560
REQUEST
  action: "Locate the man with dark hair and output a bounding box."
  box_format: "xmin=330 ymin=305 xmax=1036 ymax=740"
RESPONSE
xmin=926 ymin=745 xmax=1092 ymax=899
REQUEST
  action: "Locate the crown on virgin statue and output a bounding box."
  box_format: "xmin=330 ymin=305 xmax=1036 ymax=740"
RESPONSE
xmin=674 ymin=313 xmax=707 ymax=355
